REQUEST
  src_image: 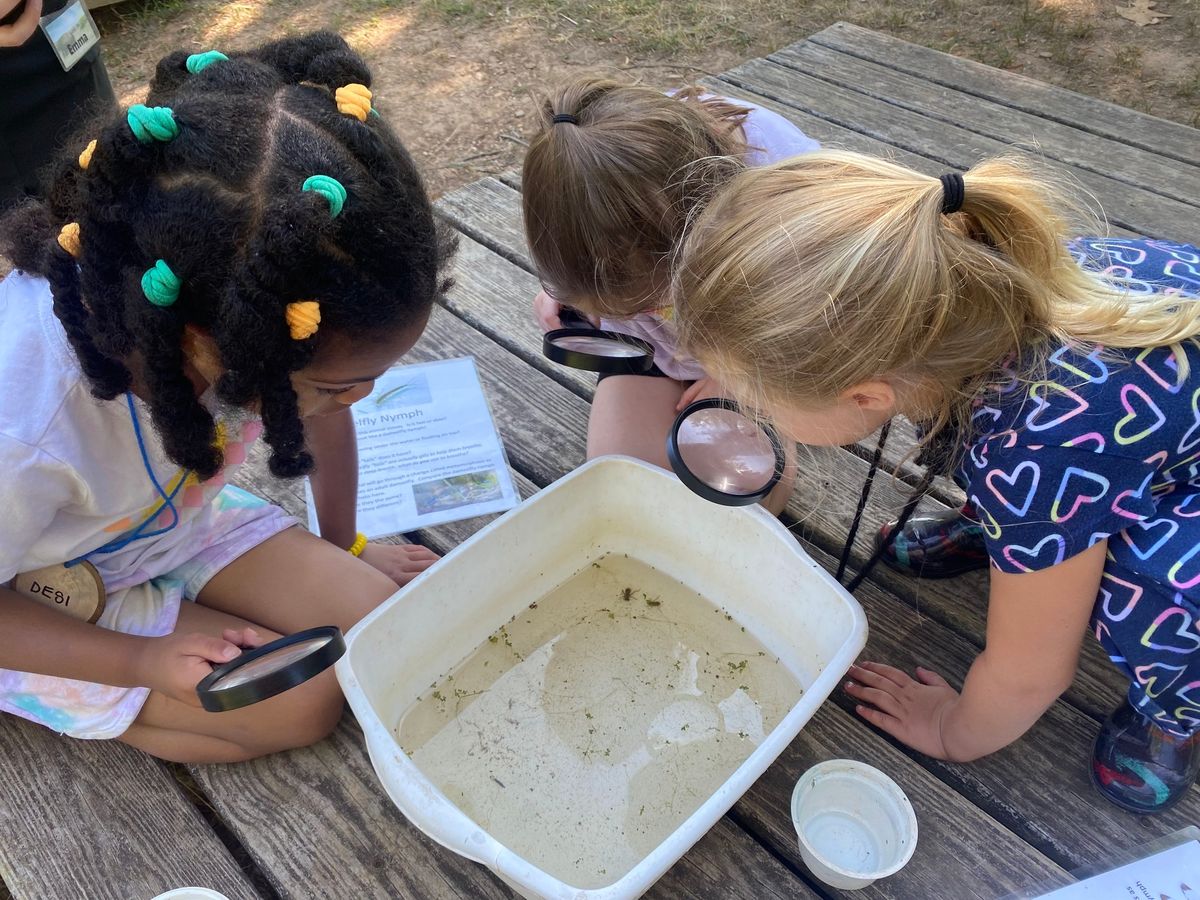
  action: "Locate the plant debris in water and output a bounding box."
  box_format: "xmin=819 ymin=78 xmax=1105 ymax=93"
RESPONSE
xmin=396 ymin=554 xmax=801 ymax=889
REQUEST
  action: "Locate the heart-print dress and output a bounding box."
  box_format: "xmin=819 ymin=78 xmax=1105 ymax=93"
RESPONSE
xmin=960 ymin=237 xmax=1200 ymax=735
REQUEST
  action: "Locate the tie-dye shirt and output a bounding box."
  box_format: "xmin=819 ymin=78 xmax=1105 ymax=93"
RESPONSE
xmin=960 ymin=238 xmax=1200 ymax=583
xmin=0 ymin=273 xmax=263 ymax=588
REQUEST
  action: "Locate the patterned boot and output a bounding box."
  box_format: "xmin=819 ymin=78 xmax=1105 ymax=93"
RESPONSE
xmin=1091 ymin=698 xmax=1200 ymax=814
xmin=875 ymin=503 xmax=989 ymax=579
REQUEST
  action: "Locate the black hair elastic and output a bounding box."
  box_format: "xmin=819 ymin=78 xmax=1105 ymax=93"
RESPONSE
xmin=552 ymin=113 xmax=579 ymax=125
xmin=939 ymin=173 xmax=965 ymax=214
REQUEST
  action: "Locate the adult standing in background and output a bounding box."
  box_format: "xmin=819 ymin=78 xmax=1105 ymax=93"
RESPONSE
xmin=1 ymin=0 xmax=115 ymax=207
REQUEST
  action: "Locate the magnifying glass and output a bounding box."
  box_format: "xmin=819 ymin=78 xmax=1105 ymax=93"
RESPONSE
xmin=542 ymin=307 xmax=656 ymax=376
xmin=196 ymin=625 xmax=345 ymax=712
xmin=667 ymin=398 xmax=785 ymax=506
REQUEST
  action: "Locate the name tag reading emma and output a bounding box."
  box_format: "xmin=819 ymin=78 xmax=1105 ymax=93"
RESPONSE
xmin=12 ymin=561 xmax=106 ymax=624
xmin=39 ymin=0 xmax=102 ymax=73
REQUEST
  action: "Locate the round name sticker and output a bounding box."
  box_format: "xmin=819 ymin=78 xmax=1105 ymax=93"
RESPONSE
xmin=12 ymin=561 xmax=106 ymax=624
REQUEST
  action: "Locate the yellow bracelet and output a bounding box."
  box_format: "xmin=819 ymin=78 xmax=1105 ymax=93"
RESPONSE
xmin=347 ymin=532 xmax=368 ymax=557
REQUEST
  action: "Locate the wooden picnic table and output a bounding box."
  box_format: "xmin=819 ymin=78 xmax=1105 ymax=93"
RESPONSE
xmin=2 ymin=22 xmax=1199 ymax=900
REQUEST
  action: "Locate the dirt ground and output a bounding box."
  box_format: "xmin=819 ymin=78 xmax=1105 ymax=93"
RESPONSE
xmin=93 ymin=0 xmax=1199 ymax=199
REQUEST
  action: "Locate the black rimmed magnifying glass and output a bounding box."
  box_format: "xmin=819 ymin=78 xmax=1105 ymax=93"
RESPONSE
xmin=666 ymin=398 xmax=786 ymax=506
xmin=196 ymin=625 xmax=346 ymax=712
xmin=542 ymin=307 xmax=657 ymax=376
xmin=667 ymin=404 xmax=933 ymax=593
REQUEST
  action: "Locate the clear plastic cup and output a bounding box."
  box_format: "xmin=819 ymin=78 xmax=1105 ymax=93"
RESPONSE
xmin=790 ymin=759 xmax=918 ymax=890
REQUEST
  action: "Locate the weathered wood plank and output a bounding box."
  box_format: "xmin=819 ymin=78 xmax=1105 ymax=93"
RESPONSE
xmin=0 ymin=716 xmax=256 ymax=900
xmin=649 ymin=819 xmax=823 ymax=899
xmin=190 ymin=718 xmax=517 ymax=899
xmin=717 ymin=59 xmax=1200 ymax=238
xmin=810 ymin=22 xmax=1200 ymax=167
xmin=441 ymin=234 xmax=594 ymax=399
xmin=702 ymin=80 xmax=949 ymax=175
xmin=437 ymin=178 xmax=534 ymax=272
xmin=772 ymin=41 xmax=1200 ymax=207
xmin=733 ymin=701 xmax=1072 ymax=899
xmin=693 ymin=77 xmax=1141 ymax=241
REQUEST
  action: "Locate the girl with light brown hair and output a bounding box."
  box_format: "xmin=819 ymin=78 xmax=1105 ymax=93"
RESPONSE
xmin=521 ymin=78 xmax=818 ymax=510
xmin=673 ymin=148 xmax=1200 ymax=813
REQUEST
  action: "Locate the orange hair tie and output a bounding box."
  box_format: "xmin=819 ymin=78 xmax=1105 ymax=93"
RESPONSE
xmin=78 ymin=139 xmax=97 ymax=170
xmin=335 ymin=83 xmax=372 ymax=122
xmin=57 ymin=222 xmax=82 ymax=258
xmin=286 ymin=301 xmax=321 ymax=340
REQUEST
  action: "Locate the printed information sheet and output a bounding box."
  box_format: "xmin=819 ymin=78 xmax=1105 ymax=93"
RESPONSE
xmin=1036 ymin=838 xmax=1200 ymax=898
xmin=306 ymin=357 xmax=518 ymax=537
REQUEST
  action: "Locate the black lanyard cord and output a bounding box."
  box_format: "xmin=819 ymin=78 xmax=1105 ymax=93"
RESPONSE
xmin=833 ymin=420 xmax=935 ymax=593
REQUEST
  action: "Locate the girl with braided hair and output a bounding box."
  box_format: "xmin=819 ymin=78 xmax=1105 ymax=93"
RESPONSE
xmin=0 ymin=32 xmax=455 ymax=762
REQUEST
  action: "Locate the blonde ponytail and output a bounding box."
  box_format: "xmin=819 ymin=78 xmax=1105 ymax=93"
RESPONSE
xmin=673 ymin=150 xmax=1200 ymax=451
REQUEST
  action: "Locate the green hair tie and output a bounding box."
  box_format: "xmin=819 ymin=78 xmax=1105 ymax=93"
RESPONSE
xmin=302 ymin=174 xmax=347 ymax=218
xmin=186 ymin=50 xmax=228 ymax=74
xmin=128 ymin=105 xmax=179 ymax=144
xmin=141 ymin=259 xmax=181 ymax=307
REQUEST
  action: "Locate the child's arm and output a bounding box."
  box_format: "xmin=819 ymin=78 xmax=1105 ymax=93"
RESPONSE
xmin=846 ymin=541 xmax=1106 ymax=761
xmin=0 ymin=585 xmax=245 ymax=704
xmin=304 ymin=407 xmax=359 ymax=551
xmin=304 ymin=407 xmax=438 ymax=585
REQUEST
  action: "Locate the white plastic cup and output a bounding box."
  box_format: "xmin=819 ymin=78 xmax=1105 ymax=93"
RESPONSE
xmin=150 ymin=890 xmax=231 ymax=900
xmin=790 ymin=759 xmax=918 ymax=890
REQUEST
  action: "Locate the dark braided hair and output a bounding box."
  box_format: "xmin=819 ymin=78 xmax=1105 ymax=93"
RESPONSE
xmin=1 ymin=32 xmax=455 ymax=479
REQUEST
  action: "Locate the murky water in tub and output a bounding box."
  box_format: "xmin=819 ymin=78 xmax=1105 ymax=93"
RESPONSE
xmin=396 ymin=554 xmax=803 ymax=889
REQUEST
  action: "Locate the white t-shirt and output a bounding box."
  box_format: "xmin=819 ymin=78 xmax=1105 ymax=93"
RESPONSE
xmin=600 ymin=94 xmax=820 ymax=381
xmin=0 ymin=273 xmax=261 ymax=589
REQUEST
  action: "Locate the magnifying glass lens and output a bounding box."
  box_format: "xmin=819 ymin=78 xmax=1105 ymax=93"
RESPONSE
xmin=676 ymin=407 xmax=779 ymax=493
xmin=547 ymin=333 xmax=649 ymax=359
xmin=542 ymin=326 xmax=655 ymax=375
xmin=668 ymin=399 xmax=785 ymax=506
xmin=208 ymin=637 xmax=333 ymax=691
xmin=196 ymin=625 xmax=345 ymax=711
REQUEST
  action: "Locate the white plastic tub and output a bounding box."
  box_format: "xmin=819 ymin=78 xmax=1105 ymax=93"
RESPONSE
xmin=338 ymin=456 xmax=867 ymax=899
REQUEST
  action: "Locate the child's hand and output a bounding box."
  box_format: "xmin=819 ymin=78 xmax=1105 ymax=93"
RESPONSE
xmin=135 ymin=631 xmax=248 ymax=707
xmin=845 ymin=661 xmax=960 ymax=760
xmin=533 ymin=290 xmax=565 ymax=332
xmin=676 ymin=377 xmax=721 ymax=411
xmin=221 ymin=627 xmax=265 ymax=650
xmin=358 ymin=542 xmax=440 ymax=587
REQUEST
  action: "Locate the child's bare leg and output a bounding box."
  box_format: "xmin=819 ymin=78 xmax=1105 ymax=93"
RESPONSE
xmin=193 ymin=527 xmax=399 ymax=636
xmin=121 ymin=529 xmax=400 ymax=763
xmin=587 ymin=375 xmax=688 ymax=468
xmin=120 ymin=603 xmax=344 ymax=764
